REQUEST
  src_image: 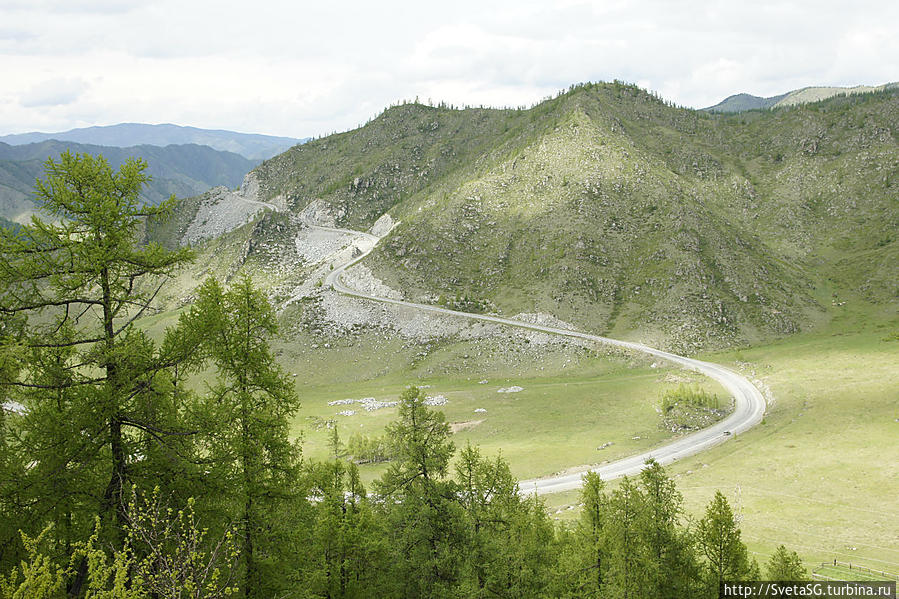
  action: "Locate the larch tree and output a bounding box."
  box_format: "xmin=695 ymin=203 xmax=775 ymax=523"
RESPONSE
xmin=697 ymin=491 xmax=753 ymax=594
xmin=765 ymin=545 xmax=808 ymax=581
xmin=568 ymin=470 xmax=610 ymax=597
xmin=0 ymin=152 xmax=193 ymax=590
xmin=637 ymin=459 xmax=700 ymax=598
xmin=375 ymin=386 xmax=464 ymax=598
xmin=178 ymin=276 xmax=302 ymax=599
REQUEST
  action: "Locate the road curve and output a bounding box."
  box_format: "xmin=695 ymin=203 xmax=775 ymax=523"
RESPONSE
xmin=320 ymin=226 xmax=766 ymax=495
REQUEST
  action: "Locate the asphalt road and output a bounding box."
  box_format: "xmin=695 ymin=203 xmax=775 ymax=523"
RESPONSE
xmin=319 ymin=226 xmax=767 ymax=495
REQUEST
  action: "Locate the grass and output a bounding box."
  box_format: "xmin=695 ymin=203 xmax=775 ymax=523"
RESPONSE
xmin=660 ymin=326 xmax=899 ymax=574
xmin=139 ymin=250 xmax=897 ymax=575
xmin=136 ymin=256 xmax=897 ymax=577
xmin=493 ymin=321 xmax=899 ymax=575
xmin=275 ymin=327 xmax=728 ymax=484
xmin=813 ymin=563 xmax=899 ymax=581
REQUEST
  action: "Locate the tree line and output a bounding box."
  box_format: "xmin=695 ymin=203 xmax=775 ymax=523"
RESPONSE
xmin=0 ymin=153 xmax=806 ymax=597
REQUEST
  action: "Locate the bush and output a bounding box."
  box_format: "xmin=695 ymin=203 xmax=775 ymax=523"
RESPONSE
xmin=347 ymin=433 xmax=393 ymax=464
xmin=660 ymin=384 xmax=720 ymax=413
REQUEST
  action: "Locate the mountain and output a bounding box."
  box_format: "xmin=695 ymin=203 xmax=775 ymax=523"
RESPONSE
xmin=774 ymin=82 xmax=899 ymax=107
xmin=704 ymin=82 xmax=898 ymax=112
xmin=703 ymin=92 xmax=787 ymax=113
xmin=158 ymin=82 xmax=899 ymax=352
xmin=0 ymin=140 xmax=256 ymax=222
xmin=0 ymin=123 xmax=306 ymax=160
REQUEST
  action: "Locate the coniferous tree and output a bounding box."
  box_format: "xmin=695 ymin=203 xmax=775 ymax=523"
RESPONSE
xmin=303 ymin=427 xmax=388 ymax=598
xmin=766 ymin=545 xmax=807 ymax=580
xmin=0 ymin=152 xmax=193 ymax=590
xmin=455 ymin=443 xmax=555 ymax=597
xmin=178 ymin=276 xmax=302 ymax=599
xmin=605 ymin=475 xmax=648 ymax=599
xmin=637 ymin=459 xmax=701 ymax=598
xmin=375 ymin=386 xmax=464 ymax=598
xmin=697 ymin=491 xmax=753 ymax=594
xmin=566 ymin=471 xmax=610 ymax=597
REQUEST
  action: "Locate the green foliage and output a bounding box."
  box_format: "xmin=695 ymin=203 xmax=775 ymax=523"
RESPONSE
xmin=178 ymin=275 xmax=302 ymax=598
xmin=375 ymin=387 xmax=464 ymax=597
xmin=436 ymin=294 xmax=493 ymax=314
xmin=0 ymin=527 xmax=67 ymax=599
xmin=1 ymin=495 xmax=240 ymax=599
xmin=560 ymin=471 xmax=609 ymax=596
xmin=766 ymin=545 xmax=808 ymax=581
xmin=346 ymin=432 xmax=393 ymax=464
xmin=697 ymin=491 xmax=753 ymax=593
xmin=454 ymin=443 xmax=556 ymax=597
xmin=0 ymin=151 xmax=194 ymax=575
xmin=377 ymin=386 xmax=455 ymax=495
xmin=661 ymin=384 xmax=720 ymax=413
xmin=660 ymin=384 xmax=726 ymax=432
xmin=555 ymin=461 xmax=708 ymax=598
xmin=302 ymin=429 xmax=389 ymax=598
xmin=638 ymin=460 xmax=701 ymax=598
xmin=604 ymin=476 xmax=650 ymax=598
xmin=122 ymin=491 xmax=239 ymax=598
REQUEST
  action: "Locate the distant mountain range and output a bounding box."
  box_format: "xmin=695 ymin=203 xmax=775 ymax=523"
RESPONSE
xmin=0 ymin=140 xmax=257 ymax=222
xmin=0 ymin=123 xmax=307 ymax=161
xmin=704 ymin=82 xmax=899 ymax=113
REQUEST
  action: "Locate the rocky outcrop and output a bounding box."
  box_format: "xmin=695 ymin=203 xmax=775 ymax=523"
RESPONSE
xmin=182 ymin=172 xmax=280 ymax=245
xmin=370 ymin=213 xmax=396 ymax=237
xmin=299 ymin=198 xmax=345 ymax=227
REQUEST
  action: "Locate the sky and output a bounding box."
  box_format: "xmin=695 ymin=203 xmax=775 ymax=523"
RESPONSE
xmin=1 ymin=0 xmax=897 ymax=139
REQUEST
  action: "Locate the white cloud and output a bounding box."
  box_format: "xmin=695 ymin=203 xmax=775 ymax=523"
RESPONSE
xmin=20 ymin=77 xmax=89 ymax=107
xmin=0 ymin=0 xmax=896 ymax=137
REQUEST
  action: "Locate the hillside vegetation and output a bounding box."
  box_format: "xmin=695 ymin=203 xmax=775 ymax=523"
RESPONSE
xmin=704 ymin=82 xmax=898 ymax=112
xmin=166 ymin=83 xmax=898 ymax=351
xmin=0 ymin=140 xmax=257 ymax=222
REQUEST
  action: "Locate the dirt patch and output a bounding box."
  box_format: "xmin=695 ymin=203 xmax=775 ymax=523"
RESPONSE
xmin=450 ymin=419 xmax=483 ymax=434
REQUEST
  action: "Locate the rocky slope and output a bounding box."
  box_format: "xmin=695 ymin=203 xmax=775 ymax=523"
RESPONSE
xmin=156 ymin=83 xmax=899 ymax=351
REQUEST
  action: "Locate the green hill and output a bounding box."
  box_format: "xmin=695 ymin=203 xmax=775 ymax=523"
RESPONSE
xmin=162 ymin=82 xmax=899 ymax=351
xmin=0 ymin=123 xmax=305 ymax=160
xmin=704 ymin=92 xmax=786 ymax=113
xmin=0 ymin=140 xmax=256 ymax=222
xmin=704 ymin=82 xmax=899 ymax=113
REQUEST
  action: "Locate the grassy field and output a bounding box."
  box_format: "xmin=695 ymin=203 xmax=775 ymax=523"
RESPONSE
xmin=138 ymin=266 xmax=898 ymax=575
xmin=668 ymin=327 xmax=897 ymax=574
xmin=506 ymin=323 xmax=899 ymax=575
xmin=812 ymin=562 xmax=899 ymax=582
xmin=278 ymin=328 xmax=729 ymax=483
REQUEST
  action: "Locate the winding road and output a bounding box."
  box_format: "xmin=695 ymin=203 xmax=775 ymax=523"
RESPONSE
xmin=313 ymin=223 xmax=767 ymax=495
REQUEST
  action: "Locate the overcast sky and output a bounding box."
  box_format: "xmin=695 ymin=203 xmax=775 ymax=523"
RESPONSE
xmin=1 ymin=0 xmax=896 ymax=139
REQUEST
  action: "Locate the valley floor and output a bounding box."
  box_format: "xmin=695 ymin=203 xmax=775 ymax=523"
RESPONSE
xmin=544 ymin=327 xmax=899 ymax=574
